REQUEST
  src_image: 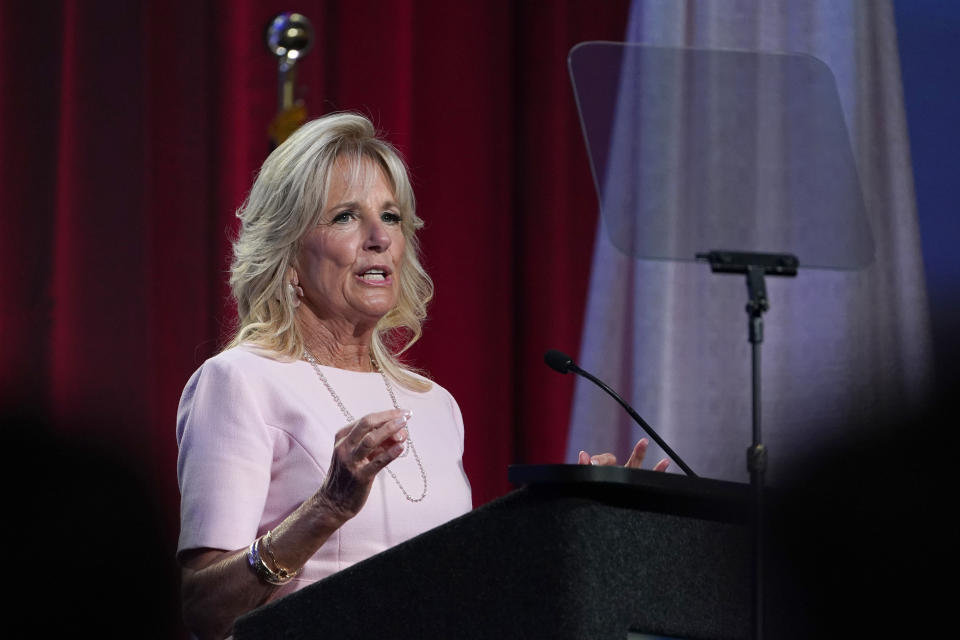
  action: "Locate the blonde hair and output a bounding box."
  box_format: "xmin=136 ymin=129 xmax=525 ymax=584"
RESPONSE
xmin=226 ymin=112 xmax=433 ymax=391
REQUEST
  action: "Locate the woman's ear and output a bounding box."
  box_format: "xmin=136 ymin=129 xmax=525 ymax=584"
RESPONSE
xmin=288 ymin=268 xmax=304 ymax=306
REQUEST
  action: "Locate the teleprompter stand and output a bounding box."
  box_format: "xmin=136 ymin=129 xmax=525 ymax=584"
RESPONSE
xmin=568 ymin=43 xmax=874 ymax=640
xmin=697 ymin=250 xmax=798 ymax=640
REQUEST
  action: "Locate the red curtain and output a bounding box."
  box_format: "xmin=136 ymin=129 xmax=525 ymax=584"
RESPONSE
xmin=1 ymin=0 xmax=627 ymax=585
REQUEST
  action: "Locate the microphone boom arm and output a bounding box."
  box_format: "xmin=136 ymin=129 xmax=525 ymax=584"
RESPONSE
xmin=571 ymin=364 xmax=697 ymax=477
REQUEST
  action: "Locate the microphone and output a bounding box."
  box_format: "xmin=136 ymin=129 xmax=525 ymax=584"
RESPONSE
xmin=544 ymin=349 xmax=697 ymax=477
xmin=544 ymin=349 xmax=576 ymax=374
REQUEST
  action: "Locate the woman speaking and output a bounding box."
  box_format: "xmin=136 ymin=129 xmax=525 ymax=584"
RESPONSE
xmin=176 ymin=112 xmax=664 ymax=639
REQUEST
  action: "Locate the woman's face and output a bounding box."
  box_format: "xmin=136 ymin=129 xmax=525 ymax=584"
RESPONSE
xmin=296 ymin=157 xmax=406 ymax=329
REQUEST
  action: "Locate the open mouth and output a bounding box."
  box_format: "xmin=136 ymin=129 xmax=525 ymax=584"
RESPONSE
xmin=358 ymin=267 xmax=390 ymax=282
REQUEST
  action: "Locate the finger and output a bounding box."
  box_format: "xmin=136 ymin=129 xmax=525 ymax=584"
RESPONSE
xmin=354 ymin=415 xmax=410 ymax=458
xmin=344 ymin=409 xmax=410 ymax=447
xmin=358 ymin=441 xmax=406 ymax=481
xmin=347 ymin=410 xmax=411 ymax=454
xmin=589 ymin=453 xmax=617 ymax=466
xmin=578 ymin=450 xmax=591 ymax=465
xmin=624 ymin=438 xmax=649 ymax=469
xmin=653 ymin=458 xmax=670 ymax=472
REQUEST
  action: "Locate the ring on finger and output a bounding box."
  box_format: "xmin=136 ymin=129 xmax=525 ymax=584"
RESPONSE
xmin=375 ymin=442 xmax=404 ymax=467
xmin=371 ymin=449 xmax=393 ymax=468
xmin=359 ymin=430 xmax=378 ymax=450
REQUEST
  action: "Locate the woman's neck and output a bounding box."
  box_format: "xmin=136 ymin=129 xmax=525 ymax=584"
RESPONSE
xmin=298 ymin=314 xmax=377 ymax=372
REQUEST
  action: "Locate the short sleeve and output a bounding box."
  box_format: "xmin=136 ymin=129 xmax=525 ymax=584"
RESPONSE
xmin=176 ymin=356 xmax=274 ymax=559
xmin=444 ymin=389 xmax=471 ymax=507
xmin=447 ymin=391 xmax=466 ymax=457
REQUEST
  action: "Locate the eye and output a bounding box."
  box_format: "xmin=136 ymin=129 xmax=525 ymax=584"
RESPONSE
xmin=381 ymin=211 xmax=402 ymax=225
xmin=330 ymin=210 xmax=356 ymax=224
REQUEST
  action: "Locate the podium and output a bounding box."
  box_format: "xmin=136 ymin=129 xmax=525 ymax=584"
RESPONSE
xmin=235 ymin=465 xmax=754 ymax=640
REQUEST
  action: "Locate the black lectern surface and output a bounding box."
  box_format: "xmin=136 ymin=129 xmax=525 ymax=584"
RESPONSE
xmin=235 ymin=465 xmax=753 ymax=640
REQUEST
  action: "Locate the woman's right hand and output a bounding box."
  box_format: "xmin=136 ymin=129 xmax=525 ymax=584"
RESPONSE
xmin=180 ymin=409 xmax=411 ymax=639
xmin=315 ymin=408 xmax=411 ymax=522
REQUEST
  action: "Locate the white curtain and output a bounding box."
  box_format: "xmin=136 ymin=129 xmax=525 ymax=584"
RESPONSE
xmin=567 ymin=0 xmax=933 ymax=482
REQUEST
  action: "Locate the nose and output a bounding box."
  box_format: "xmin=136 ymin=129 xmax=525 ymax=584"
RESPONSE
xmin=363 ymin=217 xmax=391 ymax=253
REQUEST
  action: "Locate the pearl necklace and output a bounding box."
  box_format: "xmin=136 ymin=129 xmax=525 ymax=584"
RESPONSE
xmin=303 ymin=350 xmax=427 ymax=503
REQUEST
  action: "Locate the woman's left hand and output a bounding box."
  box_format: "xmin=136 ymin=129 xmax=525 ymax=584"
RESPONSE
xmin=577 ymin=437 xmax=670 ymax=471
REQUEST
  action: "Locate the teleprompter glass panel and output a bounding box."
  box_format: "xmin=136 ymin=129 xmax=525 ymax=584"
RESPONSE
xmin=569 ymin=42 xmax=873 ymax=269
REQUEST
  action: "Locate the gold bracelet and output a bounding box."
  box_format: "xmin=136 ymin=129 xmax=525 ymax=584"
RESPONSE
xmin=246 ymin=534 xmax=300 ymax=586
xmin=262 ymin=530 xmax=301 ymax=581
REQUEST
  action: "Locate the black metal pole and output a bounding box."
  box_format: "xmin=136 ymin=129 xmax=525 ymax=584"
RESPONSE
xmin=746 ymin=266 xmax=767 ymax=640
xmin=749 ymin=333 xmax=766 ymax=640
xmin=697 ymin=251 xmax=796 ymax=640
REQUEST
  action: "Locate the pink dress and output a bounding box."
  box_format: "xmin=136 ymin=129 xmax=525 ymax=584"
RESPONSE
xmin=176 ymin=345 xmax=472 ymax=595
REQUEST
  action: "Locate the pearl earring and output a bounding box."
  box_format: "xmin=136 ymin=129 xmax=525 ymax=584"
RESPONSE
xmin=288 ymin=272 xmax=304 ymax=308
